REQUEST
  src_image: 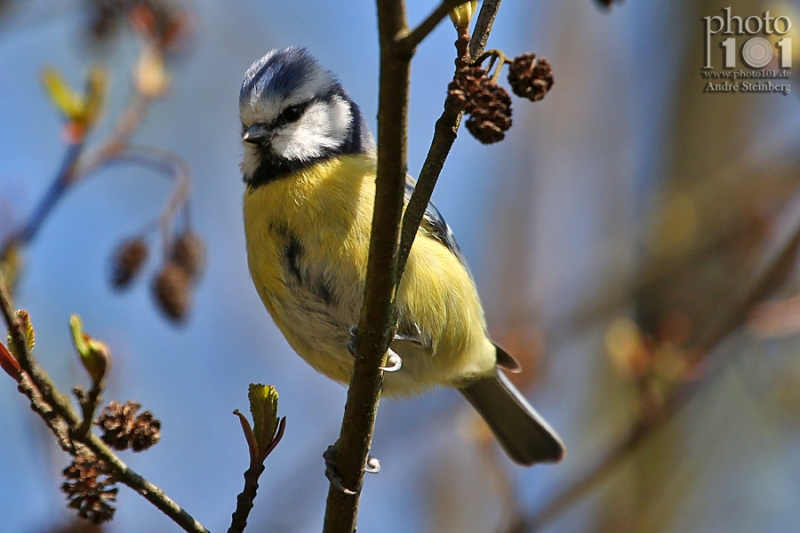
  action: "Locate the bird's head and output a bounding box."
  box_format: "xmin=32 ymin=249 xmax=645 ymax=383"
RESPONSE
xmin=239 ymin=47 xmax=374 ymax=186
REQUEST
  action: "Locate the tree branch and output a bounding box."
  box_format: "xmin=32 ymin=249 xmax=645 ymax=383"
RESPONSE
xmin=468 ymin=0 xmax=502 ymax=59
xmin=1 ymin=92 xmax=154 ymax=257
xmin=323 ymin=1 xmax=505 ymax=532
xmin=0 ymin=273 xmax=210 ymax=533
xmin=396 ymin=0 xmax=503 ymax=282
xmin=320 ymin=1 xmax=410 ymax=532
xmin=397 ymin=0 xmax=468 ymax=56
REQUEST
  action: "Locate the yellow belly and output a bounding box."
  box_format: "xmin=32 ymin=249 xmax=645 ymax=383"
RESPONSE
xmin=242 ymin=155 xmax=496 ymax=396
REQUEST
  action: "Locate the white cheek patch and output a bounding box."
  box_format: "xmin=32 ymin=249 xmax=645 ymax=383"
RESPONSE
xmin=328 ymin=95 xmax=352 ymax=140
xmin=271 ymin=96 xmax=352 ymax=161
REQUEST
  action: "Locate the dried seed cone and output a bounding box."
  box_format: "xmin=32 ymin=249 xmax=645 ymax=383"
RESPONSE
xmin=508 ymin=53 xmax=554 ymax=102
xmin=448 ymin=66 xmax=513 ymax=144
xmin=129 ymin=409 xmax=162 ymax=451
xmin=153 ymin=263 xmax=191 ymax=321
xmin=170 ymin=231 xmax=205 ymax=281
xmin=96 ymin=400 xmax=161 ymax=451
xmin=465 ymin=81 xmax=512 ymax=144
xmin=111 ymin=238 xmax=148 ymax=289
xmin=61 ymin=454 xmax=118 ymax=524
xmin=446 ymin=66 xmax=488 ymax=113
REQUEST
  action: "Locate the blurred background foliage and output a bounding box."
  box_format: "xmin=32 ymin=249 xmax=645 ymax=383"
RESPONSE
xmin=2 ymin=0 xmax=800 ymax=532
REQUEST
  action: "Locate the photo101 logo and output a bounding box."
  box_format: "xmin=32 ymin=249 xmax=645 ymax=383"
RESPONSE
xmin=702 ymin=7 xmax=792 ymax=95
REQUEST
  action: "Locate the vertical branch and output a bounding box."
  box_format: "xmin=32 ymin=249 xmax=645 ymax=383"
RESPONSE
xmin=321 ymin=1 xmax=411 ymax=532
xmin=323 ymin=2 xmax=506 ymax=532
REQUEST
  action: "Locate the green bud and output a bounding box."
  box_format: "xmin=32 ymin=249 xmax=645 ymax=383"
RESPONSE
xmin=7 ymin=309 xmax=34 ymax=357
xmin=449 ymin=1 xmax=478 ymax=33
xmin=248 ymin=383 xmax=280 ymax=459
xmin=70 ymin=314 xmax=111 ymax=386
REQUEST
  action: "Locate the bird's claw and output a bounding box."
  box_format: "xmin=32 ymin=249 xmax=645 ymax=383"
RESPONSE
xmin=379 ymin=349 xmax=403 ymax=372
xmin=365 ymin=455 xmax=381 ymax=474
xmin=348 ymin=325 xmax=359 ymax=356
xmin=392 ymin=323 xmax=425 ymax=346
xmin=347 ymin=326 xmax=403 ymax=372
xmin=323 ymin=444 xmax=381 ymax=495
xmin=324 ymin=444 xmax=356 ymax=495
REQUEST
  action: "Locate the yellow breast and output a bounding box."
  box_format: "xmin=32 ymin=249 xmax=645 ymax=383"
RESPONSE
xmin=243 ymin=154 xmax=496 ymax=396
xmin=243 ymin=155 xmax=374 ymax=383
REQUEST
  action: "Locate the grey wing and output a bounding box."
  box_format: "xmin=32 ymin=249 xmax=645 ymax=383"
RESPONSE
xmin=401 ymin=176 xmax=521 ymax=373
xmin=390 ymin=176 xmax=470 ymax=353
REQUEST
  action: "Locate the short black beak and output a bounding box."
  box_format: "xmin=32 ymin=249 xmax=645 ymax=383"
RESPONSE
xmin=242 ymin=123 xmax=270 ymax=144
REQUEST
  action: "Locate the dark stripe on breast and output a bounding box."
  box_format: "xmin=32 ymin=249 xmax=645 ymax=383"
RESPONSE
xmin=280 ymin=232 xmax=337 ymax=308
xmin=313 ymin=280 xmax=336 ymax=307
xmin=284 ymin=234 xmax=304 ymax=284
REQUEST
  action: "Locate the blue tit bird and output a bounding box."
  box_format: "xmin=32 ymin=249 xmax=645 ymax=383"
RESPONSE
xmin=239 ymin=47 xmax=565 ymax=466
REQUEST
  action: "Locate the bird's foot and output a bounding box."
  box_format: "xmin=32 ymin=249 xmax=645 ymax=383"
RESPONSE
xmin=380 ymin=350 xmax=403 ymax=372
xmin=347 ymin=325 xmax=359 ymax=356
xmin=323 ymin=443 xmax=381 ymax=495
xmin=347 ymin=325 xmax=403 ymax=372
xmin=392 ymin=323 xmax=426 ymax=347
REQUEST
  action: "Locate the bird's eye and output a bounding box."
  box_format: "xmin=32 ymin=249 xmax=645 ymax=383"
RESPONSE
xmin=281 ymin=106 xmax=303 ymax=123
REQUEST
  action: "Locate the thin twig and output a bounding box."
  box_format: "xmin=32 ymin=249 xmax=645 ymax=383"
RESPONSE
xmin=228 ymin=417 xmax=286 ymax=533
xmin=7 ymin=141 xmax=84 ymax=249
xmin=0 ymin=273 xmax=210 ymax=533
xmin=396 ymin=0 xmax=503 ymax=283
xmin=108 ymin=145 xmax=192 ymax=255
xmin=397 ymin=0 xmax=469 ymax=55
xmin=228 ymin=463 xmax=266 ymax=533
xmin=74 ymin=93 xmax=155 ymax=177
xmin=74 ymin=383 xmax=104 ymax=438
xmin=468 ymin=0 xmax=502 ymax=58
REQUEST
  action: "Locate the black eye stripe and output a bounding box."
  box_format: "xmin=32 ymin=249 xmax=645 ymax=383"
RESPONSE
xmin=274 ymin=92 xmax=339 ymax=126
xmin=277 ymin=101 xmax=311 ymax=125
xmin=281 ymin=106 xmax=302 ymax=122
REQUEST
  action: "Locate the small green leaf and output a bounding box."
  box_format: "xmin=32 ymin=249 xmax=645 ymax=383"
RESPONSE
xmin=248 ymin=383 xmax=279 ymax=458
xmin=16 ymin=310 xmax=34 ymax=352
xmin=6 ymin=309 xmax=34 ymax=357
xmin=69 ymin=314 xmax=110 ymax=386
xmin=69 ymin=314 xmax=88 ymax=356
xmin=41 ymin=66 xmax=86 ymax=122
xmin=0 ymin=242 xmax=22 ymax=295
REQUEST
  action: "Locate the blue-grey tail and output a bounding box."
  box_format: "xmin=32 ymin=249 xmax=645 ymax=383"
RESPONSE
xmin=460 ymin=370 xmax=565 ymax=465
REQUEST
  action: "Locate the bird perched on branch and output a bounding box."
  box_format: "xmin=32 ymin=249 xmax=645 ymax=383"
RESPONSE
xmin=239 ymin=47 xmax=564 ymax=466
